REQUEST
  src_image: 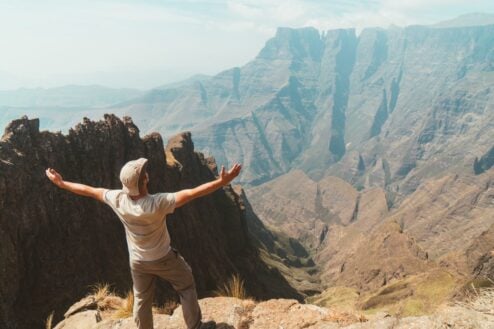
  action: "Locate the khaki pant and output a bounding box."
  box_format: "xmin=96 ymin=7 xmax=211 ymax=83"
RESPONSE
xmin=130 ymin=249 xmax=202 ymax=329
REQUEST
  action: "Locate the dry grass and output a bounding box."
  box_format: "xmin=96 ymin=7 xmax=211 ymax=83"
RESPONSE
xmin=89 ymin=283 xmax=112 ymax=301
xmin=45 ymin=311 xmax=54 ymax=329
xmin=308 ymin=286 xmax=360 ymax=311
xmin=165 ymin=150 xmax=180 ymax=167
xmin=112 ymin=291 xmax=134 ymax=319
xmin=215 ymin=274 xmax=247 ymax=300
xmin=359 ymin=270 xmax=458 ymax=317
xmin=457 ymin=287 xmax=494 ymax=315
xmin=324 ymin=310 xmax=367 ymax=326
xmin=87 ymin=283 xmax=125 ymax=311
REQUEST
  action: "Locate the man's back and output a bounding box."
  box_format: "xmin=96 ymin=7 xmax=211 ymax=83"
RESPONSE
xmin=104 ymin=190 xmax=176 ymax=261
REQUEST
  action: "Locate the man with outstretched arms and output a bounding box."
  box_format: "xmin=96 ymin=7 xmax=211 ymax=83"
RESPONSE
xmin=46 ymin=158 xmax=242 ymax=329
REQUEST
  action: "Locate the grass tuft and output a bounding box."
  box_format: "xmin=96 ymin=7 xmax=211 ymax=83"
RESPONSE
xmin=89 ymin=283 xmax=112 ymax=301
xmin=215 ymin=274 xmax=247 ymax=299
xmin=113 ymin=291 xmax=134 ymax=319
xmin=165 ymin=150 xmax=180 ymax=167
xmin=45 ymin=311 xmax=54 ymax=329
xmin=457 ymin=287 xmax=494 ymax=315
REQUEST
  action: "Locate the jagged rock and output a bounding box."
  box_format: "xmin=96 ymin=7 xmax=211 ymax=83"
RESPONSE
xmin=249 ymin=299 xmax=331 ymax=329
xmin=64 ymin=296 xmax=97 ymax=318
xmin=54 ymin=310 xmax=100 ymax=329
xmin=0 ymin=115 xmax=299 ymax=329
xmin=55 ymin=294 xmax=494 ymax=329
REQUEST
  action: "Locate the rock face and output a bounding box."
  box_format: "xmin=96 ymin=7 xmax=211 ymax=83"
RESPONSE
xmin=0 ymin=115 xmax=299 ymax=329
xmin=93 ymin=23 xmax=494 ymax=193
xmin=246 ymin=165 xmax=494 ymax=314
xmin=54 ymin=294 xmax=494 ymax=329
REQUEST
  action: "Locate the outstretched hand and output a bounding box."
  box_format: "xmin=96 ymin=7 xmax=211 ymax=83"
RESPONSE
xmin=45 ymin=168 xmax=65 ymax=188
xmin=219 ymin=163 xmax=242 ymax=185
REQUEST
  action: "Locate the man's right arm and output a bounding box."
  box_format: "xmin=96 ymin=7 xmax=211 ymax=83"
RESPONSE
xmin=174 ymin=163 xmax=241 ymax=208
xmin=45 ymin=168 xmax=106 ymax=203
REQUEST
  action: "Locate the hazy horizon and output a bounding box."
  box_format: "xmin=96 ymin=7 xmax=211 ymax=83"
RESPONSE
xmin=1 ymin=0 xmax=494 ymax=90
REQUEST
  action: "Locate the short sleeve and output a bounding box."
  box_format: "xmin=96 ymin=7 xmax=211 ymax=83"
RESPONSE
xmin=104 ymin=189 xmax=121 ymax=209
xmin=156 ymin=193 xmax=176 ymax=215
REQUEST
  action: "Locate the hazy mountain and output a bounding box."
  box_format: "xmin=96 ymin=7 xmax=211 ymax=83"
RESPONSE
xmin=0 ymin=85 xmax=144 ymax=133
xmin=101 ymin=23 xmax=494 ymax=193
xmin=0 ymin=85 xmax=143 ymax=108
xmin=432 ymin=13 xmax=494 ymax=28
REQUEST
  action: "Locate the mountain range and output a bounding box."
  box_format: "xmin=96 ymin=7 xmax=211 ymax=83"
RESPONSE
xmin=63 ymin=17 xmax=493 ymax=194
xmin=2 ymin=13 xmax=494 ymax=327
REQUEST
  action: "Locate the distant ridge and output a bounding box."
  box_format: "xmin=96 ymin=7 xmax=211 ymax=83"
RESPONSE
xmin=432 ymin=13 xmax=494 ymax=28
xmin=0 ymin=85 xmax=143 ymax=108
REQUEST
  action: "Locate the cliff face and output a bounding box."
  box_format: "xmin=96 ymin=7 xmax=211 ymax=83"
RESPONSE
xmin=0 ymin=115 xmax=299 ymax=329
xmin=93 ymin=24 xmax=494 ymax=192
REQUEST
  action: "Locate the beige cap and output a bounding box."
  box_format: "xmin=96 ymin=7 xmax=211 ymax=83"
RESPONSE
xmin=119 ymin=158 xmax=148 ymax=196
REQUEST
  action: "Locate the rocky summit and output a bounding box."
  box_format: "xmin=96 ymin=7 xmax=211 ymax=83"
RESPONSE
xmin=53 ymin=292 xmax=494 ymax=329
xmin=0 ymin=115 xmax=298 ymax=329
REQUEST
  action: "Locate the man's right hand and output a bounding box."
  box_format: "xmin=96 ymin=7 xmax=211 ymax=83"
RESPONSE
xmin=45 ymin=168 xmax=65 ymax=188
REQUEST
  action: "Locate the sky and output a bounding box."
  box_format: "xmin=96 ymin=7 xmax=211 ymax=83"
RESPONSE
xmin=0 ymin=0 xmax=493 ymax=90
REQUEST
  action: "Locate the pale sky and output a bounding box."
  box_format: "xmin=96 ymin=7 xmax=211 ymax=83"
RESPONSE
xmin=1 ymin=0 xmax=493 ymax=90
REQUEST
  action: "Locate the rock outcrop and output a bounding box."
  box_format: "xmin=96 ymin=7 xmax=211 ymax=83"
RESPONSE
xmin=0 ymin=115 xmax=299 ymax=329
xmin=54 ymin=293 xmax=494 ymax=329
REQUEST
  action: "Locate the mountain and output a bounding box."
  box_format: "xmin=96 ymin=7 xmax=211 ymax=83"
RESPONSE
xmin=246 ymin=165 xmax=494 ymax=314
xmin=433 ymin=13 xmax=494 ymax=28
xmin=0 ymin=116 xmax=299 ymax=329
xmin=0 ymin=85 xmax=143 ymax=108
xmin=99 ymin=23 xmax=494 ymax=194
xmin=0 ymin=85 xmax=144 ymax=133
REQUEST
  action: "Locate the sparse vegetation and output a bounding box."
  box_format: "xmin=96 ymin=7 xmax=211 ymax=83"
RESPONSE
xmin=360 ymin=270 xmax=458 ymax=316
xmin=165 ymin=150 xmax=180 ymax=167
xmin=458 ymin=287 xmax=494 ymax=315
xmin=113 ymin=291 xmax=134 ymax=319
xmin=45 ymin=311 xmax=54 ymax=329
xmin=215 ymin=274 xmax=247 ymax=299
xmin=308 ymin=286 xmax=360 ymax=311
xmin=89 ymin=283 xmax=113 ymax=301
xmin=458 ymin=277 xmax=494 ymax=297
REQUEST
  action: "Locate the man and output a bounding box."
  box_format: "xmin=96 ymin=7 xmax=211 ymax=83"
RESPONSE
xmin=45 ymin=158 xmax=242 ymax=329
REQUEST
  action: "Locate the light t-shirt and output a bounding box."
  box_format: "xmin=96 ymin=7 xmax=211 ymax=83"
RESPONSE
xmin=104 ymin=189 xmax=176 ymax=261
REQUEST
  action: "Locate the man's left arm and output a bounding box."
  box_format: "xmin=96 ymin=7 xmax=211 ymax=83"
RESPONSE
xmin=174 ymin=163 xmax=242 ymax=208
xmin=45 ymin=168 xmax=106 ymax=203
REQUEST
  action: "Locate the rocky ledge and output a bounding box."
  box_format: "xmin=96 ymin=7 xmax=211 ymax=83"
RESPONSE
xmin=54 ymin=292 xmax=494 ymax=329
